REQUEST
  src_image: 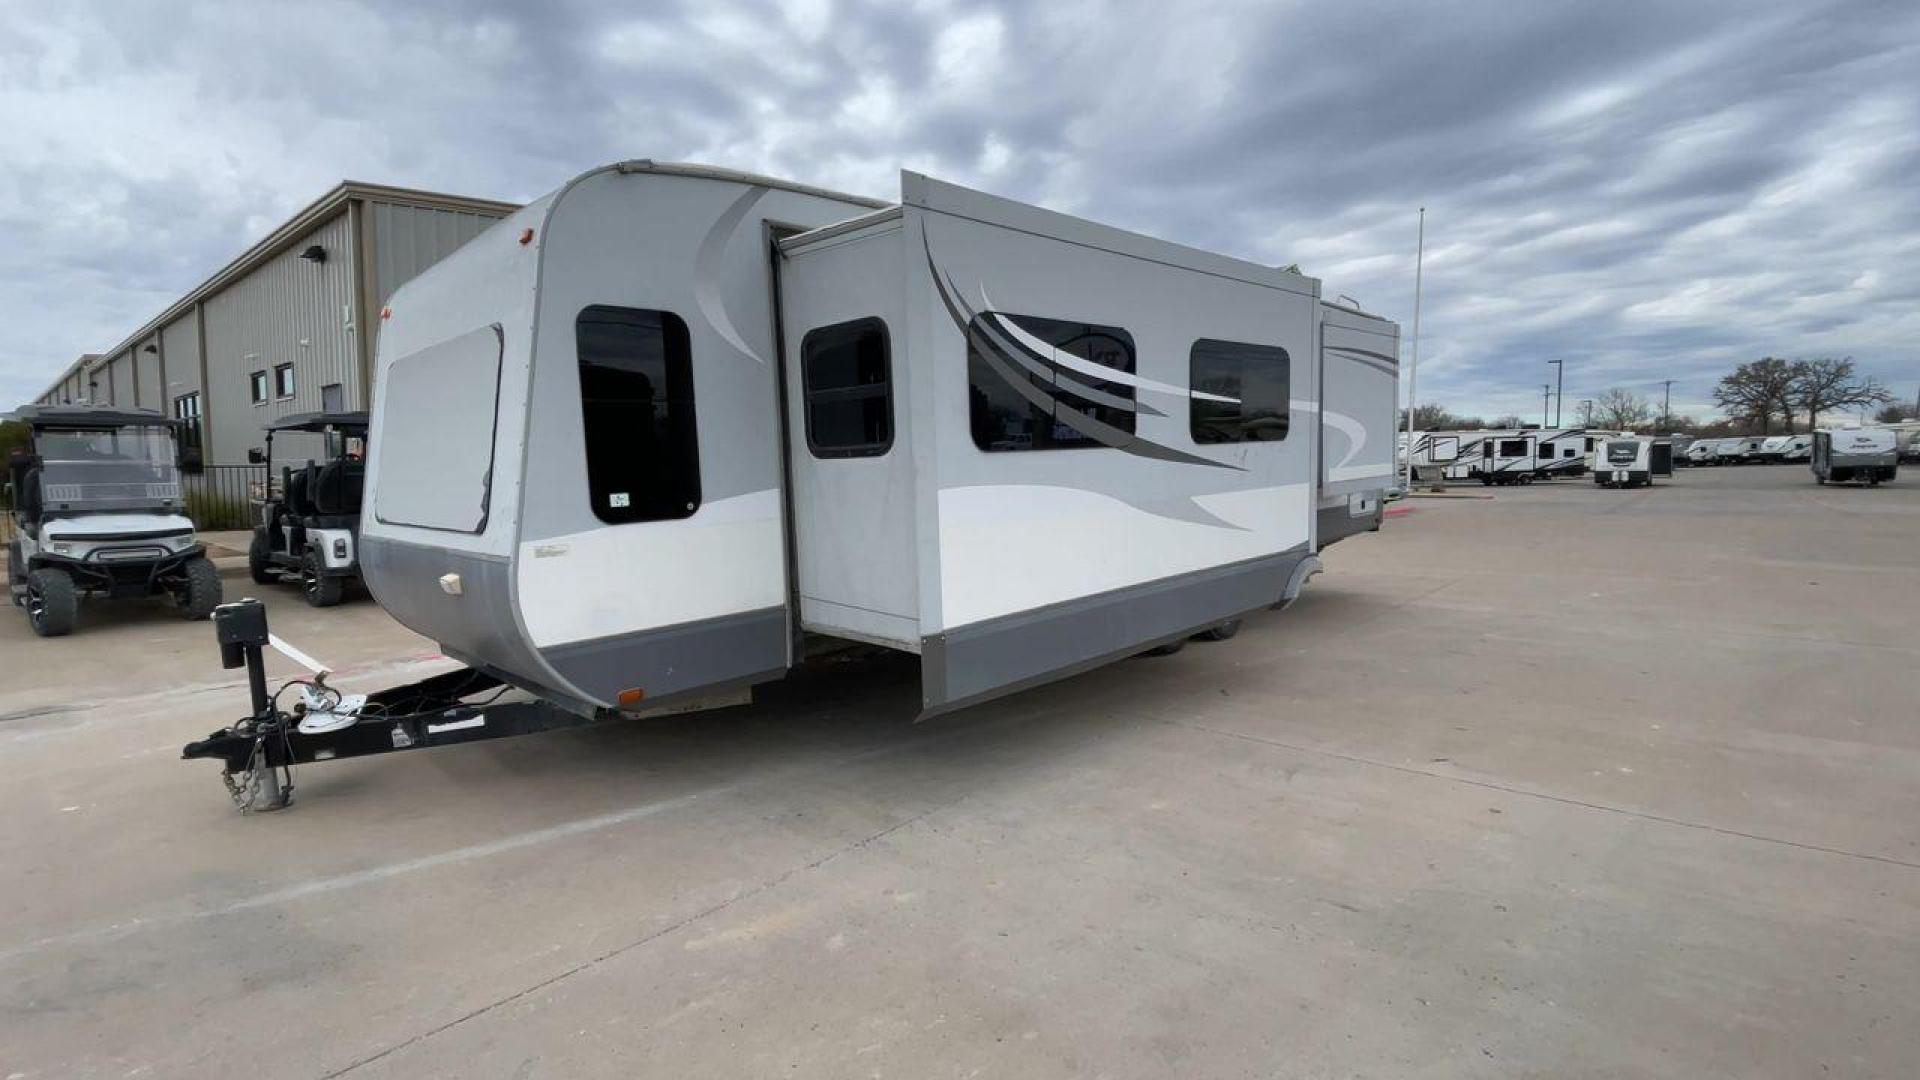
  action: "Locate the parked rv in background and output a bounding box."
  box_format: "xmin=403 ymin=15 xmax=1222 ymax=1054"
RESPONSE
xmin=182 ymin=159 xmax=1401 ymax=809
xmin=1593 ymin=436 xmax=1659 ymax=488
xmin=1755 ymin=435 xmax=1792 ymax=462
xmin=1811 ymin=429 xmax=1898 ymax=486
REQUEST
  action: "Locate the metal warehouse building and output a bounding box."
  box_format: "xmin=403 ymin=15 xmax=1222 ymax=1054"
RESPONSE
xmin=34 ymin=182 xmax=519 ymax=465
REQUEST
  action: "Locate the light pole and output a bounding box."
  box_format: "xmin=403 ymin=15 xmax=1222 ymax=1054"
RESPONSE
xmin=1547 ymin=359 xmax=1564 ymax=427
xmin=1660 ymin=379 xmax=1674 ymax=430
xmin=1580 ymin=398 xmax=1593 ymax=427
xmin=1403 ymin=207 xmax=1426 ymax=491
xmin=1543 ymin=384 xmax=1552 ymax=429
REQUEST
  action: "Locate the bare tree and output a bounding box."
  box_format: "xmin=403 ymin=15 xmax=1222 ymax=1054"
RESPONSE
xmin=1490 ymin=414 xmax=1528 ymax=429
xmin=1790 ymin=357 xmax=1892 ymax=430
xmin=1713 ymin=358 xmax=1797 ymax=433
xmin=1403 ymin=403 xmax=1487 ymax=430
xmin=1592 ymin=387 xmax=1653 ymax=430
xmin=1875 ymin=402 xmax=1913 ymax=424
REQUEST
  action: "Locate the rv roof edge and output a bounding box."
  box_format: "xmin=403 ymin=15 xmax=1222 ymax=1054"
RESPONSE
xmin=611 ymin=159 xmax=893 ymax=211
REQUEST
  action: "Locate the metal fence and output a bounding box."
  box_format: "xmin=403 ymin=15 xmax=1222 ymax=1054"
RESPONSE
xmin=181 ymin=464 xmax=267 ymax=531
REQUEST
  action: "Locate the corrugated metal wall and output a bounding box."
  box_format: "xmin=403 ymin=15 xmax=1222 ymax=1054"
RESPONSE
xmin=370 ymin=201 xmax=503 ymax=307
xmin=201 ymin=211 xmax=360 ymax=463
xmin=160 ymin=313 xmax=202 ymax=407
xmin=135 ymin=336 xmax=162 ymax=410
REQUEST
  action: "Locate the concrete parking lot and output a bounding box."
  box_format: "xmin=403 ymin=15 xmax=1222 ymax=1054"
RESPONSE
xmin=3 ymin=465 xmax=1915 ymax=1079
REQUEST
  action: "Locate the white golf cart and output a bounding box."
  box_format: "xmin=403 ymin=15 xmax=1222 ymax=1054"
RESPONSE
xmin=246 ymin=411 xmax=368 ymax=606
xmin=5 ymin=405 xmax=221 ymax=636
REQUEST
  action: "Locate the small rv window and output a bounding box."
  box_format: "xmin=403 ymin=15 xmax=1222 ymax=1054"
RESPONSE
xmin=1189 ymin=339 xmax=1290 ymax=444
xmin=576 ymin=305 xmax=700 ymax=524
xmin=967 ymin=312 xmax=1135 ymax=452
xmin=1564 ymin=447 xmax=1577 ymax=458
xmin=801 ymin=318 xmax=892 ymax=457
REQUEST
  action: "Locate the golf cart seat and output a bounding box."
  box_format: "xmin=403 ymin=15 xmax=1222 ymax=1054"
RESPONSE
xmin=283 ymin=466 xmax=317 ymax=520
xmin=309 ymin=459 xmax=364 ymax=521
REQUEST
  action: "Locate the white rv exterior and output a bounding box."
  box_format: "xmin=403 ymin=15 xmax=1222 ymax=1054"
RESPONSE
xmin=356 ymin=161 xmax=1399 ymax=719
xmin=1811 ymin=428 xmax=1898 ymax=485
xmin=1592 ymin=436 xmax=1659 ymax=487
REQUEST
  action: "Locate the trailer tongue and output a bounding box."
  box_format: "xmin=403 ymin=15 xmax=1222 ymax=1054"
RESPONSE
xmin=183 ymin=598 xmax=604 ymax=811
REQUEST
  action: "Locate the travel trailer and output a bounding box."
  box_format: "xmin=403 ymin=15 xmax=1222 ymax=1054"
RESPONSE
xmin=1811 ymin=428 xmax=1898 ymax=486
xmin=1684 ymin=440 xmax=1718 ymax=465
xmin=1755 ymin=435 xmax=1793 ymax=463
xmin=1591 ymin=436 xmax=1672 ymax=487
xmin=182 ymin=160 xmax=1400 ymax=809
xmin=1776 ymin=434 xmax=1813 ymax=462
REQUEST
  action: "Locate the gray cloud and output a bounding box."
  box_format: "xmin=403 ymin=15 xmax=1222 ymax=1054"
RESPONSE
xmin=2 ymin=0 xmax=1916 ymax=420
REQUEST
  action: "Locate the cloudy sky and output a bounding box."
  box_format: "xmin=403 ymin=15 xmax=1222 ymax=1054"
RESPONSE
xmin=2 ymin=0 xmax=1916 ymax=421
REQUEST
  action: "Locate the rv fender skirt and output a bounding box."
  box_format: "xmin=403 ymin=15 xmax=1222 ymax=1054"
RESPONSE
xmin=1272 ymin=555 xmax=1325 ymax=610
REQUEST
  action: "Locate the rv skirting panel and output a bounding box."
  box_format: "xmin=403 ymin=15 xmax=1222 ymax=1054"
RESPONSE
xmin=1317 ymin=502 xmax=1383 ymax=548
xmin=919 ymin=545 xmax=1312 ymax=717
xmin=540 ymin=605 xmax=789 ymax=707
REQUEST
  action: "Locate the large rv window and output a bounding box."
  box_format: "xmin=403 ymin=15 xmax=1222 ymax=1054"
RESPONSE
xmin=375 ymin=325 xmax=503 ymax=533
xmin=801 ymin=318 xmax=892 ymax=457
xmin=1498 ymin=439 xmax=1530 ymax=457
xmin=1189 ymin=339 xmax=1289 ymax=443
xmin=967 ymin=312 xmax=1135 ymax=452
xmin=576 ymin=305 xmax=699 ymax=523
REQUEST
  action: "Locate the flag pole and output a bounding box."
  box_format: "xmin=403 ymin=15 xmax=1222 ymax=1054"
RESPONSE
xmin=1404 ymin=207 xmax=1425 ymax=490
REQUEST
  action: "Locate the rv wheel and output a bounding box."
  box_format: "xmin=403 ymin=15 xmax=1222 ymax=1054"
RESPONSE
xmin=301 ymin=551 xmax=344 ymax=607
xmin=247 ymin=530 xmax=277 ymax=585
xmin=1193 ymin=618 xmax=1242 ymax=642
xmin=25 ymin=568 xmax=78 ymax=638
xmin=1136 ymin=639 xmax=1187 ymax=658
xmin=175 ymin=556 xmax=223 ymax=620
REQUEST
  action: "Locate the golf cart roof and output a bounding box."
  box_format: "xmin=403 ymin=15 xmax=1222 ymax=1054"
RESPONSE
xmin=7 ymin=404 xmax=181 ymax=430
xmin=265 ymin=410 xmax=371 ymax=433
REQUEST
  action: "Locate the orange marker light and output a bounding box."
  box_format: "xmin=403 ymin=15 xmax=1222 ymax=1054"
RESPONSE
xmin=380 ymin=306 xmax=392 ymax=320
xmin=519 ymin=227 xmax=535 ymax=245
xmin=617 ymin=688 xmax=646 ymax=708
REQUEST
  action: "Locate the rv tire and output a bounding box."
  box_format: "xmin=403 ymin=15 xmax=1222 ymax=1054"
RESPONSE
xmin=1136 ymin=639 xmax=1187 ymax=658
xmin=26 ymin=568 xmax=78 ymax=637
xmin=175 ymin=556 xmax=222 ymax=620
xmin=1193 ymin=618 xmax=1242 ymax=642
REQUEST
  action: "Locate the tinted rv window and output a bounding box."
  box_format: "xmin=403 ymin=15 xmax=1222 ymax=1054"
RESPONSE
xmin=1189 ymin=339 xmax=1290 ymax=443
xmin=801 ymin=318 xmax=892 ymax=457
xmin=1499 ymin=439 xmax=1530 ymax=457
xmin=967 ymin=312 xmax=1135 ymax=452
xmin=576 ymin=306 xmax=699 ymax=523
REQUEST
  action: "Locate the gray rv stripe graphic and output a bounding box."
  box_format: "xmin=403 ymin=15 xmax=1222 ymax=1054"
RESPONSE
xmin=923 ymin=237 xmax=1238 ymax=471
xmin=1325 ymin=346 xmax=1398 ymax=377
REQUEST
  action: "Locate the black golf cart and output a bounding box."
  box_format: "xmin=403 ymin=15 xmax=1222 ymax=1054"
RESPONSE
xmin=5 ymin=405 xmax=220 ymax=636
xmin=246 ymin=411 xmax=368 ymax=607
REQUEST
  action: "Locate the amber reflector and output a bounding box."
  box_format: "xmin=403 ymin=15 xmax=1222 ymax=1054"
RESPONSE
xmin=519 ymin=227 xmax=535 ymax=245
xmin=617 ymin=688 xmax=645 ymax=707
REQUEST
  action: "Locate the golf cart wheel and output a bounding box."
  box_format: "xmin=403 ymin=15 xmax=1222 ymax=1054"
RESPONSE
xmin=247 ymin=530 xmax=277 ymax=585
xmin=25 ymin=568 xmax=78 ymax=637
xmin=301 ymin=550 xmax=344 ymax=607
xmin=1192 ymin=618 xmax=1242 ymax=642
xmin=175 ymin=556 xmax=223 ymax=620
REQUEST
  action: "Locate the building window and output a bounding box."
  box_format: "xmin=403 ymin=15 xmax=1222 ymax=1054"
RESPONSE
xmin=1189 ymin=339 xmax=1290 ymax=444
xmin=967 ymin=312 xmax=1135 ymax=452
xmin=321 ymin=383 xmax=345 ymax=412
xmin=249 ymin=371 xmax=269 ymax=404
xmin=274 ymin=363 xmax=296 ymax=399
xmin=800 ymin=318 xmax=892 ymax=457
xmin=575 ymin=305 xmax=699 ymax=523
xmin=173 ymin=392 xmax=203 ymax=451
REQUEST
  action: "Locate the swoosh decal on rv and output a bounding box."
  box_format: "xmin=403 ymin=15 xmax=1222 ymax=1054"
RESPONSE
xmin=1316 ymin=406 xmax=1368 ymax=469
xmin=977 ymin=286 xmax=1236 ymax=404
xmin=694 ymin=185 xmax=768 ymax=364
xmin=923 ymin=232 xmax=1239 ymax=471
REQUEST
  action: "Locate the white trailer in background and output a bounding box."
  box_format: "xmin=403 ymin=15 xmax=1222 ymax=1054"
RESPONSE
xmin=183 ymin=160 xmax=1401 ymax=808
xmin=1592 ymin=436 xmax=1672 ymax=487
xmin=1811 ymin=429 xmax=1898 ymax=486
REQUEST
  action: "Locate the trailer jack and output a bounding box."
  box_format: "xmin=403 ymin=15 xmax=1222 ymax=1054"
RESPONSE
xmin=182 ymin=598 xmax=604 ymax=812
